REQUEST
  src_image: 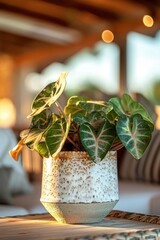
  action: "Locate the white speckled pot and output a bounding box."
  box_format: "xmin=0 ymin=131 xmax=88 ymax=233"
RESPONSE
xmin=40 ymin=151 xmax=119 ymax=223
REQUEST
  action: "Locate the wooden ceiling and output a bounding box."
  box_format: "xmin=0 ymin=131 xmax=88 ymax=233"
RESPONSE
xmin=0 ymin=0 xmax=160 ymax=69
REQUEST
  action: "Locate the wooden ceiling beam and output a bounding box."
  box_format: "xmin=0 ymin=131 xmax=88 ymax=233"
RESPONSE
xmin=0 ymin=38 xmax=50 ymax=56
xmin=0 ymin=0 xmax=159 ymax=63
xmin=70 ymin=0 xmax=148 ymax=17
xmin=0 ymin=0 xmax=69 ymax=22
xmin=0 ymin=10 xmax=82 ymax=44
xmin=13 ymin=33 xmax=101 ymax=69
xmin=0 ymin=30 xmax=50 ymax=46
xmin=113 ymin=19 xmax=160 ymax=42
xmin=0 ymin=0 xmax=108 ymax=33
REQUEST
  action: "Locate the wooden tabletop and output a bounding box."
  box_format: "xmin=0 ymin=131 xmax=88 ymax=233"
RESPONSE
xmin=0 ymin=210 xmax=160 ymax=240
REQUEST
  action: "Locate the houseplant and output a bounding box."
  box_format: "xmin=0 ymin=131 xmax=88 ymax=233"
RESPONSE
xmin=10 ymin=72 xmax=154 ymax=223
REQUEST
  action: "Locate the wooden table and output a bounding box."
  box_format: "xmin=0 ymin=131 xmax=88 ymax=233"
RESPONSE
xmin=0 ymin=210 xmax=160 ymax=240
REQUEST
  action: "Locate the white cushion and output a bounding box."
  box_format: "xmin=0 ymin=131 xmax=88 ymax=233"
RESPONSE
xmin=0 ymin=205 xmax=29 ymax=217
xmin=114 ymin=180 xmax=160 ymax=214
xmin=150 ymin=194 xmax=160 ymax=215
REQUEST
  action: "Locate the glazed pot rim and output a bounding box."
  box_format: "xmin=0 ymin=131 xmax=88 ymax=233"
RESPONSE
xmin=44 ymin=151 xmax=116 ymax=161
xmin=45 ymin=151 xmax=90 ymax=160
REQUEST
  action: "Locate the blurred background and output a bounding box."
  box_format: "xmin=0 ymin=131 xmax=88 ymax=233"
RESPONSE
xmin=0 ymin=0 xmax=160 ymax=131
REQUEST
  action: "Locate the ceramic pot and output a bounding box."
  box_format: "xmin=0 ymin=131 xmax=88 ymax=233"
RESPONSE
xmin=40 ymin=151 xmax=119 ymax=223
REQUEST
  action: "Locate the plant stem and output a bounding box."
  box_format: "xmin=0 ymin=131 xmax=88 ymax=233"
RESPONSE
xmin=55 ymin=101 xmax=66 ymax=118
xmin=67 ymin=136 xmax=80 ymax=150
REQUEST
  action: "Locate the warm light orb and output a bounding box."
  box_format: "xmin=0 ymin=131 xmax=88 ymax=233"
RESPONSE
xmin=143 ymin=15 xmax=154 ymax=27
xmin=0 ymin=98 xmax=16 ymax=127
xmin=102 ymin=30 xmax=114 ymax=43
xmin=155 ymin=105 xmax=160 ymax=129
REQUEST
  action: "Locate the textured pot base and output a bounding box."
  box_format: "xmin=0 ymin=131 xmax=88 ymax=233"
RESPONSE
xmin=41 ymin=201 xmax=118 ymax=224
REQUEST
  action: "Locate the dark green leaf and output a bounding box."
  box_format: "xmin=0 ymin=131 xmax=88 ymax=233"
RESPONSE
xmin=45 ymin=115 xmax=71 ymax=157
xmin=110 ymin=94 xmax=154 ymax=126
xmin=109 ymin=97 xmax=126 ymax=116
xmin=85 ymin=111 xmax=105 ymax=131
xmin=121 ymin=94 xmax=153 ymax=124
xmin=31 ymin=110 xmax=51 ymax=129
xmin=73 ymin=114 xmax=86 ymax=125
xmin=79 ymin=100 xmax=111 ymax=113
xmin=116 ymin=114 xmax=152 ymax=159
xmin=80 ymin=121 xmax=115 ymax=162
xmin=73 ymin=111 xmax=105 ymax=128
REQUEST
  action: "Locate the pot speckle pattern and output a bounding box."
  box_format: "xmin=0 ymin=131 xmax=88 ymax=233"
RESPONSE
xmin=40 ymin=151 xmax=119 ymax=203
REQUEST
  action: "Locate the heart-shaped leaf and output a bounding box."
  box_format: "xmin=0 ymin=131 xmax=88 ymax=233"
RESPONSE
xmin=28 ymin=72 xmax=67 ymax=117
xmin=73 ymin=111 xmax=105 ymax=129
xmin=121 ymin=94 xmax=153 ymax=124
xmin=80 ymin=121 xmax=115 ymax=162
xmin=110 ymin=94 xmax=154 ymax=125
xmin=116 ymin=114 xmax=152 ymax=159
xmin=45 ymin=115 xmax=71 ymax=157
xmin=85 ymin=111 xmax=106 ymax=131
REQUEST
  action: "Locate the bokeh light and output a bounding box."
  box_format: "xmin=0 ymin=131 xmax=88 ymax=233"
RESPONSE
xmin=0 ymin=98 xmax=16 ymax=127
xmin=102 ymin=30 xmax=114 ymax=43
xmin=143 ymin=15 xmax=154 ymax=27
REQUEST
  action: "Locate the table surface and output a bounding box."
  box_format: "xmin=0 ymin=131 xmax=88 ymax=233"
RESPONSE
xmin=0 ymin=210 xmax=160 ymax=240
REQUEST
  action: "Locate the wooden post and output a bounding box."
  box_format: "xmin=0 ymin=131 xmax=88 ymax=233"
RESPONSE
xmin=116 ymin=34 xmax=128 ymax=96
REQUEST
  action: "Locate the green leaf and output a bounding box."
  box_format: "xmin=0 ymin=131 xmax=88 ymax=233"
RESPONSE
xmin=85 ymin=111 xmax=105 ymax=131
xmin=109 ymin=97 xmax=126 ymax=116
xmin=110 ymin=94 xmax=154 ymax=125
xmin=35 ymin=142 xmax=49 ymax=158
xmin=106 ymin=109 xmax=117 ymax=124
xmin=28 ymin=72 xmax=68 ymax=117
xmin=64 ymin=96 xmax=89 ymax=116
xmin=73 ymin=111 xmax=105 ymax=128
xmin=79 ymin=100 xmax=111 ymax=113
xmin=31 ymin=110 xmax=51 ymax=130
xmin=73 ymin=114 xmax=86 ymax=125
xmin=116 ymin=114 xmax=152 ymax=159
xmin=122 ymin=94 xmax=153 ymax=123
xmin=45 ymin=115 xmax=71 ymax=157
xmin=80 ymin=121 xmax=115 ymax=162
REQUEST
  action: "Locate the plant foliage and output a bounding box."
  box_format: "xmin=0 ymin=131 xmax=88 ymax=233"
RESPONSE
xmin=10 ymin=72 xmax=154 ymax=162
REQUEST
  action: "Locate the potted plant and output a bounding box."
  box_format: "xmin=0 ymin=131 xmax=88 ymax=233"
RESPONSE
xmin=10 ymin=72 xmax=154 ymax=223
